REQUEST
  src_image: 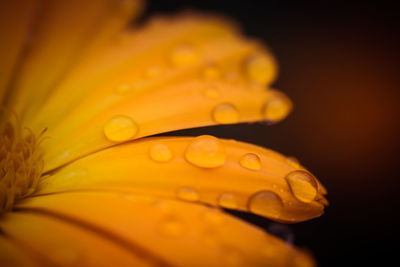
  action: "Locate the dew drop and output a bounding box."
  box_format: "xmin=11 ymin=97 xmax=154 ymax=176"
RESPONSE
xmin=170 ymin=44 xmax=198 ymax=66
xmin=104 ymin=115 xmax=138 ymax=142
xmin=218 ymin=193 xmax=238 ymax=209
xmin=212 ymin=103 xmax=239 ymax=124
xmin=239 ymin=153 xmax=261 ymax=171
xmin=149 ymin=143 xmax=173 ymax=163
xmin=245 ymin=53 xmax=276 ymax=85
xmin=285 ymin=170 xmax=318 ymax=203
xmin=248 ymin=191 xmax=284 ymax=218
xmin=159 ymin=217 xmax=184 ymax=238
xmin=203 ymin=87 xmax=219 ymax=99
xmin=202 ymin=65 xmax=221 ymax=80
xmin=176 ymin=187 xmax=199 ymax=202
xmin=262 ymin=92 xmax=292 ymax=122
xmin=185 ymin=135 xmax=226 ymax=168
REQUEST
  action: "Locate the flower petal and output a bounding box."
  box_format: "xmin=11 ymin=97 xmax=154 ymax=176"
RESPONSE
xmin=0 ymin=0 xmax=38 ymax=104
xmin=0 ymin=235 xmax=40 ymax=267
xmin=21 ymin=13 xmax=283 ymax=172
xmin=0 ymin=211 xmax=155 ymax=266
xmin=5 ymin=0 xmax=143 ymax=121
xmin=14 ymin=191 xmax=315 ymax=266
xmin=38 ymin=136 xmax=326 ymax=223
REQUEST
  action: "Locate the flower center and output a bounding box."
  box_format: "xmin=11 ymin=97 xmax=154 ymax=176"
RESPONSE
xmin=0 ymin=116 xmax=44 ymax=214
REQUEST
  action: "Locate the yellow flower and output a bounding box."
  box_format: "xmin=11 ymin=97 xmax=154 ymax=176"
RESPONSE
xmin=0 ymin=0 xmax=328 ymax=266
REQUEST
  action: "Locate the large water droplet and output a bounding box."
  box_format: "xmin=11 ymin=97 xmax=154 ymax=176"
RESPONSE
xmin=285 ymin=170 xmax=318 ymax=203
xmin=104 ymin=115 xmax=138 ymax=142
xmin=170 ymin=44 xmax=198 ymax=66
xmin=239 ymin=153 xmax=261 ymax=171
xmin=159 ymin=217 xmax=184 ymax=237
xmin=248 ymin=191 xmax=284 ymax=218
xmin=245 ymin=53 xmax=276 ymax=85
xmin=185 ymin=135 xmax=226 ymax=168
xmin=212 ymin=103 xmax=239 ymax=124
xmin=262 ymin=92 xmax=292 ymax=122
xmin=218 ymin=193 xmax=238 ymax=209
xmin=150 ymin=143 xmax=173 ymax=163
xmin=176 ymin=187 xmax=199 ymax=202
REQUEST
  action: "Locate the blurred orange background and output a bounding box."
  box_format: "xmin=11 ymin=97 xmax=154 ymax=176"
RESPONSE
xmin=149 ymin=1 xmax=399 ymax=266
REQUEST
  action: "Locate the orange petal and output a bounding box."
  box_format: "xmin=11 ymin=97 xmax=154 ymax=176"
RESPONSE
xmin=0 ymin=0 xmax=38 ymax=104
xmin=38 ymin=136 xmax=326 ymax=223
xmin=0 ymin=235 xmax=40 ymax=267
xmin=6 ymin=0 xmax=143 ymax=122
xmin=20 ymin=13 xmax=283 ymax=171
xmin=0 ymin=211 xmax=155 ymax=266
xmin=14 ymin=191 xmax=315 ymax=266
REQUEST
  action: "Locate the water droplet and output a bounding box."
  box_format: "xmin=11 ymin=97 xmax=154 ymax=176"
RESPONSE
xmin=150 ymin=143 xmax=173 ymax=163
xmin=262 ymin=92 xmax=292 ymax=122
xmin=115 ymin=83 xmax=133 ymax=94
xmin=245 ymin=53 xmax=276 ymax=85
xmin=248 ymin=191 xmax=284 ymax=218
xmin=203 ymin=87 xmax=219 ymax=99
xmin=285 ymin=170 xmax=318 ymax=203
xmin=202 ymin=65 xmax=221 ymax=80
xmin=185 ymin=135 xmax=226 ymax=168
xmin=218 ymin=193 xmax=238 ymax=209
xmin=239 ymin=153 xmax=261 ymax=171
xmin=170 ymin=44 xmax=198 ymax=66
xmin=104 ymin=115 xmax=138 ymax=142
xmin=212 ymin=103 xmax=239 ymax=124
xmin=159 ymin=217 xmax=184 ymax=237
xmin=176 ymin=187 xmax=199 ymax=202
xmin=144 ymin=65 xmax=163 ymax=78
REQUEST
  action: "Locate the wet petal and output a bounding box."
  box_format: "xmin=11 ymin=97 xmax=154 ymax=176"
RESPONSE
xmin=0 ymin=0 xmax=38 ymax=104
xmin=37 ymin=136 xmax=326 ymax=223
xmin=0 ymin=211 xmax=153 ymax=266
xmin=14 ymin=191 xmax=315 ymax=266
xmin=5 ymin=0 xmax=143 ymax=121
xmin=20 ymin=13 xmax=283 ymax=172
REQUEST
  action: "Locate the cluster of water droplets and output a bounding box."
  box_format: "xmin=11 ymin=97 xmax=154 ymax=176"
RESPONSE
xmin=142 ymin=136 xmax=319 ymax=220
xmin=103 ymin=43 xmax=291 ymax=144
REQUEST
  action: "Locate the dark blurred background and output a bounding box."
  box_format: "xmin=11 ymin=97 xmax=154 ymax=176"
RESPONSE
xmin=146 ymin=1 xmax=399 ymax=266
